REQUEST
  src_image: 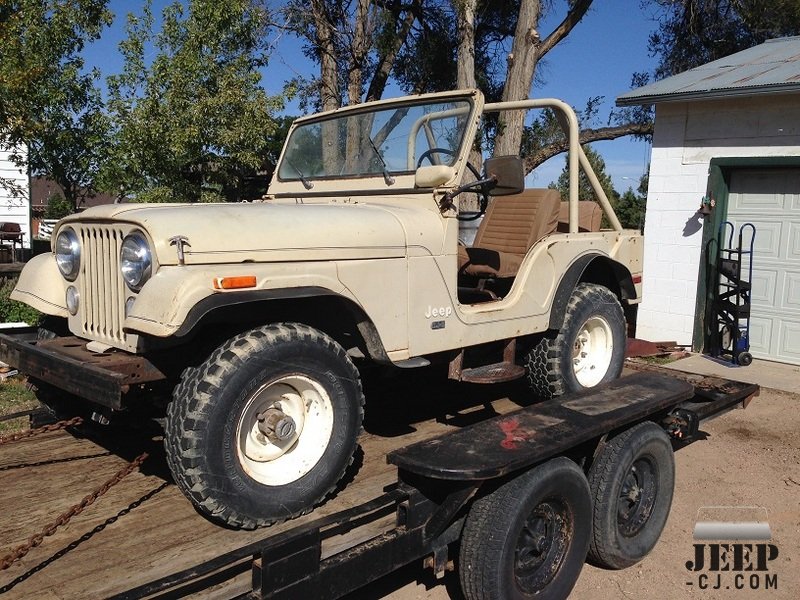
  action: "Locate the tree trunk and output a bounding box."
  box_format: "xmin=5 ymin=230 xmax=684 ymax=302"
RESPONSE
xmin=311 ymin=0 xmax=341 ymax=173
xmin=493 ymin=0 xmax=542 ymax=157
xmin=346 ymin=0 xmax=371 ymax=171
xmin=365 ymin=0 xmax=421 ymax=102
xmin=456 ymin=0 xmax=477 ymax=90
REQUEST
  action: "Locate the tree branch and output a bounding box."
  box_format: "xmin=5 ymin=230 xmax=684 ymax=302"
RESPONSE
xmin=538 ymin=0 xmax=593 ymax=59
xmin=523 ymin=121 xmax=653 ymax=174
xmin=365 ymin=0 xmax=421 ymax=102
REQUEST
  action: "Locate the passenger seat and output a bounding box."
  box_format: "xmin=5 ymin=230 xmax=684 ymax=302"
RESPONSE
xmin=458 ymin=189 xmax=561 ymax=279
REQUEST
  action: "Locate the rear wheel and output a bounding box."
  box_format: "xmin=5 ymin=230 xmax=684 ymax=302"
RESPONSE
xmin=526 ymin=283 xmax=625 ymax=399
xmin=587 ymin=421 xmax=675 ymax=569
xmin=459 ymin=457 xmax=592 ymax=600
xmin=165 ymin=322 xmax=364 ymax=529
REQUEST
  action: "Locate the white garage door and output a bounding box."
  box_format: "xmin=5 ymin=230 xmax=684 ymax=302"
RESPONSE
xmin=726 ymin=168 xmax=800 ymax=365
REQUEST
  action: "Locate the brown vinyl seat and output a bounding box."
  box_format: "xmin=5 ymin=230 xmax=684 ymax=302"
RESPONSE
xmin=557 ymin=200 xmax=603 ymax=232
xmin=458 ymin=189 xmax=561 ymax=278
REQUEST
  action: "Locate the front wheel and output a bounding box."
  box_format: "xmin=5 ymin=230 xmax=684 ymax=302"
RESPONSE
xmin=526 ymin=283 xmax=626 ymax=399
xmin=459 ymin=457 xmax=592 ymax=600
xmin=165 ymin=323 xmax=364 ymax=529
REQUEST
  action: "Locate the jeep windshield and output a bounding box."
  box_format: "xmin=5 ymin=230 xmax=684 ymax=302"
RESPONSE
xmin=277 ymin=99 xmax=473 ymax=184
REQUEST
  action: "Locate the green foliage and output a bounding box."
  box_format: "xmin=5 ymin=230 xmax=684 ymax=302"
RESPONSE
xmin=0 ymin=0 xmax=112 ymax=210
xmin=0 ymin=277 xmax=42 ymax=326
xmin=102 ymin=0 xmax=283 ymax=203
xmin=550 ymin=145 xmax=621 ymax=228
xmin=614 ymin=170 xmax=648 ymax=230
xmin=44 ymin=194 xmax=75 ymax=219
xmin=551 ymin=144 xmax=618 ymax=202
xmin=648 ymin=0 xmax=800 ymax=78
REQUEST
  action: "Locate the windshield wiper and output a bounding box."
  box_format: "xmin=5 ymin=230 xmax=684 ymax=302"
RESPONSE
xmin=367 ymin=137 xmax=395 ymax=186
xmin=284 ymin=157 xmax=314 ymax=190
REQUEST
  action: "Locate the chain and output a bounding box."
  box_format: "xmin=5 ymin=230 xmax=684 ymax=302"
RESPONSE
xmin=0 ymin=452 xmax=148 ymax=571
xmin=0 ymin=416 xmax=84 ymax=446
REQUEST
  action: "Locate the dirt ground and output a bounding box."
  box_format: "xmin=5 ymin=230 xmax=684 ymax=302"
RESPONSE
xmin=360 ymin=386 xmax=800 ymax=600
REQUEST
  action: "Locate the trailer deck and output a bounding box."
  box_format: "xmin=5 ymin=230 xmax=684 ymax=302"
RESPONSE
xmin=0 ymin=368 xmax=758 ymax=599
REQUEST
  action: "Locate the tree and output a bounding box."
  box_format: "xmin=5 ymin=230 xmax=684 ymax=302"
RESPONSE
xmin=103 ymin=0 xmax=283 ymax=202
xmin=0 ymin=0 xmax=112 ymax=210
xmin=551 ymin=144 xmax=618 ymax=206
xmin=647 ymin=0 xmax=800 ymax=78
xmin=289 ymin=0 xmax=652 ymax=175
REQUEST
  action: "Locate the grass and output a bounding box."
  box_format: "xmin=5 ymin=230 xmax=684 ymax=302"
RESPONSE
xmin=0 ymin=378 xmax=39 ymax=435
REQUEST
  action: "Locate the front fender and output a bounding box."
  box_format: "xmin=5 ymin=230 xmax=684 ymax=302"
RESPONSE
xmin=125 ymin=263 xmax=347 ymax=337
xmin=10 ymin=253 xmax=69 ymax=317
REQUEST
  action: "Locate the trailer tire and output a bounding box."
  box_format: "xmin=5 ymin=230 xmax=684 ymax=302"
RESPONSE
xmin=459 ymin=457 xmax=591 ymax=600
xmin=526 ymin=283 xmax=625 ymax=399
xmin=165 ymin=323 xmax=364 ymax=529
xmin=587 ymin=421 xmax=675 ymax=569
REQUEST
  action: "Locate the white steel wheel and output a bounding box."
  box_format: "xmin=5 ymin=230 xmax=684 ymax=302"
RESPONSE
xmin=525 ymin=283 xmax=626 ymax=399
xmin=165 ymin=322 xmax=364 ymax=529
xmin=572 ymin=315 xmax=614 ymax=387
xmin=236 ymin=375 xmax=334 ymax=486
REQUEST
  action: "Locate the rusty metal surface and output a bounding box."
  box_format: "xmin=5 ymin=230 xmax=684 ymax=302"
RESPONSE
xmin=0 ymin=416 xmax=83 ymax=445
xmin=36 ymin=337 xmax=166 ymax=384
xmin=460 ymin=362 xmax=526 ymax=384
xmin=0 ymin=333 xmax=167 ymax=409
xmin=389 ymin=372 xmax=694 ymax=480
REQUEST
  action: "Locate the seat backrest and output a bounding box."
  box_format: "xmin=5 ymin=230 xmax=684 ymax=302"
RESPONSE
xmin=0 ymin=222 xmax=21 ymax=233
xmin=473 ymin=189 xmax=561 ymax=256
xmin=557 ymin=200 xmax=602 ymax=233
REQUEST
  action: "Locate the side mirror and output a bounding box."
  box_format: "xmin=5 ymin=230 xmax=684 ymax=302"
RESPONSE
xmin=415 ymin=165 xmax=456 ymax=188
xmin=484 ymin=155 xmax=524 ymax=196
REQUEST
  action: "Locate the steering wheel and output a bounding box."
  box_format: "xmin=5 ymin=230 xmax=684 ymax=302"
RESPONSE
xmin=416 ymin=148 xmax=488 ymax=221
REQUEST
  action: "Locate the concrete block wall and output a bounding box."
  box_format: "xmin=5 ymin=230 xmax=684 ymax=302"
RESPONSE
xmin=637 ymin=96 xmax=800 ymax=345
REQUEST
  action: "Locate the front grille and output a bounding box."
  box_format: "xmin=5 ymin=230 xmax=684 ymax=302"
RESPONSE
xmin=78 ymin=225 xmax=127 ymax=345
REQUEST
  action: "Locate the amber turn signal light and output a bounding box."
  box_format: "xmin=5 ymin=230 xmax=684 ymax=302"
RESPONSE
xmin=213 ymin=276 xmax=257 ymax=290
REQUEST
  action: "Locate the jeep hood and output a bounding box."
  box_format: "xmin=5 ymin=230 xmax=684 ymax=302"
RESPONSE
xmin=63 ymin=202 xmax=436 ymax=265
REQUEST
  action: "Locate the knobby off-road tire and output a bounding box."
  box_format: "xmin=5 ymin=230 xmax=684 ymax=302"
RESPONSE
xmin=165 ymin=323 xmax=364 ymax=529
xmin=526 ymin=283 xmax=625 ymax=399
xmin=587 ymin=421 xmax=675 ymax=569
xmin=459 ymin=457 xmax=592 ymax=600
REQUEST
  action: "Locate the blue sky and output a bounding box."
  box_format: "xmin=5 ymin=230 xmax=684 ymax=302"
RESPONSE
xmin=85 ymin=1 xmax=663 ymax=193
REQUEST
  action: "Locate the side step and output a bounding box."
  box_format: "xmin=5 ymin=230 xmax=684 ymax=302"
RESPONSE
xmin=448 ymin=339 xmax=526 ymax=384
xmin=461 ymin=362 xmax=525 ymax=383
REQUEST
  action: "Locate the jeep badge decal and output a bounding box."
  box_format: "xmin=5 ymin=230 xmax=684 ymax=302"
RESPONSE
xmin=424 ymin=305 xmax=452 ymax=319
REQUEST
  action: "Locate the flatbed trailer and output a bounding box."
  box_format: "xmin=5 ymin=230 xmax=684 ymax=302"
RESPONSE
xmin=110 ymin=370 xmax=758 ymax=600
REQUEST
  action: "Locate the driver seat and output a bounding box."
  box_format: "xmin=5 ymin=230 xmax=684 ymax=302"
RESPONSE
xmin=458 ymin=188 xmax=561 ymax=278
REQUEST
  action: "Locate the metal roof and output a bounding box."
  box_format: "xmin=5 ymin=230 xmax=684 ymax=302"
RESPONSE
xmin=617 ymin=36 xmax=800 ymax=106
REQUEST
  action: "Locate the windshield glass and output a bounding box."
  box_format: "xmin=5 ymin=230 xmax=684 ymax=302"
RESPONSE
xmin=278 ymin=99 xmax=473 ymax=183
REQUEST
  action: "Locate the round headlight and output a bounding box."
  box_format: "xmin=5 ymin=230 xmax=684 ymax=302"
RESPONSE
xmin=55 ymin=228 xmax=81 ymax=281
xmin=120 ymin=233 xmax=152 ymax=291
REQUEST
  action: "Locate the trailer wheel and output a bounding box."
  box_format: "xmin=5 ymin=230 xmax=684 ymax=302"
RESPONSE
xmin=165 ymin=323 xmax=364 ymax=529
xmin=587 ymin=421 xmax=675 ymax=569
xmin=459 ymin=457 xmax=591 ymax=600
xmin=526 ymin=283 xmax=625 ymax=399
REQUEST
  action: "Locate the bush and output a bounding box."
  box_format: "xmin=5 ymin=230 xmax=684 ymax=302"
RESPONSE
xmin=44 ymin=194 xmax=75 ymax=220
xmin=0 ymin=277 xmax=42 ymax=325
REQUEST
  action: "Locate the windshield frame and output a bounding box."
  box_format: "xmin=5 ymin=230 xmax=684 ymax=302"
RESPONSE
xmin=270 ymin=90 xmax=482 ymax=196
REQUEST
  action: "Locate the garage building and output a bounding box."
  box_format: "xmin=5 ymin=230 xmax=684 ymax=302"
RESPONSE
xmin=617 ymin=36 xmax=800 ymax=366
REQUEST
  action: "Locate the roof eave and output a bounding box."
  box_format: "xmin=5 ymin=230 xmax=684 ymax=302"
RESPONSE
xmin=616 ymin=83 xmax=800 ymax=107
